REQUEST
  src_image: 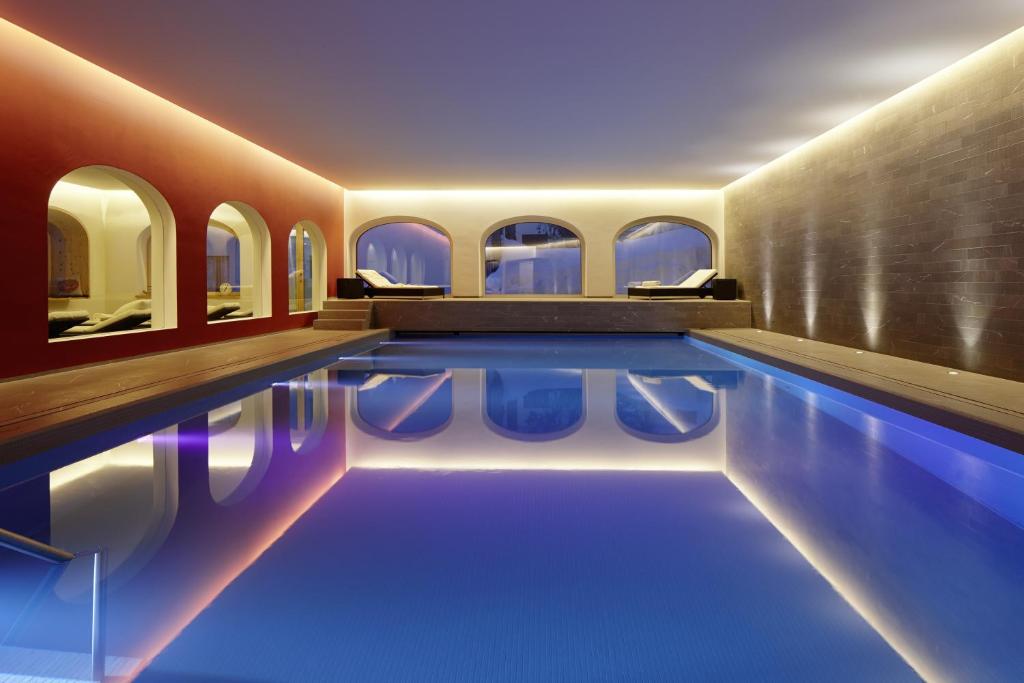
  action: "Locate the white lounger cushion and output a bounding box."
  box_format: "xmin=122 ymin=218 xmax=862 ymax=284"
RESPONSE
xmin=675 ymin=268 xmax=717 ymax=288
xmin=356 ymin=269 xmax=428 ymax=288
xmin=48 ymin=310 xmax=90 ymax=321
xmin=356 ymin=269 xmax=394 ymax=288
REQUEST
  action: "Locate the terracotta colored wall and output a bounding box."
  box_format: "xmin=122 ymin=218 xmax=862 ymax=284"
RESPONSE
xmin=0 ymin=20 xmax=345 ymax=379
xmin=725 ymin=28 xmax=1024 ymax=381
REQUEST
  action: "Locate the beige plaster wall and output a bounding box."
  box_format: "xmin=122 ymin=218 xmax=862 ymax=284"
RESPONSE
xmin=345 ymin=190 xmax=725 ymax=297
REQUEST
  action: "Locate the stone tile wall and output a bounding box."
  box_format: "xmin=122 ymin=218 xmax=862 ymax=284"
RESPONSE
xmin=725 ymin=30 xmax=1024 ymax=381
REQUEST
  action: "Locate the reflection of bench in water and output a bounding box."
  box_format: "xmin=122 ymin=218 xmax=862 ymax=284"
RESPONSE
xmin=356 ymin=370 xmax=453 ymax=434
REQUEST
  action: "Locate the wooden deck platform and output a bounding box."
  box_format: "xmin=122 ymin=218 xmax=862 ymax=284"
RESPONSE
xmin=0 ymin=328 xmax=389 ymax=468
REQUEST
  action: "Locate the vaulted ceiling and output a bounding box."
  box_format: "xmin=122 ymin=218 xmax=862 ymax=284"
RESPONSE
xmin=3 ymin=0 xmax=1022 ymax=188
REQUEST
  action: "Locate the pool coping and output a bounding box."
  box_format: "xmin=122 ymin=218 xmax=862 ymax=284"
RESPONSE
xmin=0 ymin=328 xmax=391 ymax=467
xmin=690 ymin=329 xmax=1024 ymax=453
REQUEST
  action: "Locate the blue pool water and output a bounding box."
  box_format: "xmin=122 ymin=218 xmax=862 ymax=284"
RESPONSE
xmin=1 ymin=334 xmax=1022 ymax=681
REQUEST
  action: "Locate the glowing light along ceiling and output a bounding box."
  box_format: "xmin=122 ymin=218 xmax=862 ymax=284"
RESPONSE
xmin=2 ymin=4 xmax=1022 ymax=188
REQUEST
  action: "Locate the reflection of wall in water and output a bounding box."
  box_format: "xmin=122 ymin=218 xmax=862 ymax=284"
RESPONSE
xmin=49 ymin=428 xmax=179 ymax=597
xmin=208 ymin=391 xmax=274 ymax=505
xmin=723 ymin=371 xmax=1024 ymax=683
xmin=347 ymin=368 xmax=725 ymax=470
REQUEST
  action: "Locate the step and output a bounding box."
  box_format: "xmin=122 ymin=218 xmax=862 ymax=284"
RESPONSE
xmin=313 ymin=319 xmax=368 ymax=331
xmin=323 ymin=299 xmax=372 ymax=310
xmin=318 ymin=309 xmax=370 ymax=321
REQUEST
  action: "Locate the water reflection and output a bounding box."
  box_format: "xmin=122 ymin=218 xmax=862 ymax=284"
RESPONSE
xmin=288 ymin=369 xmax=329 ymax=453
xmin=208 ymin=391 xmax=273 ymax=505
xmin=355 ymin=370 xmax=453 ymax=439
xmin=615 ymin=371 xmax=717 ymax=442
xmin=0 ymin=371 xmax=341 ymax=680
xmin=0 ymin=336 xmax=1020 ymax=682
xmin=485 ymin=369 xmax=584 ymax=440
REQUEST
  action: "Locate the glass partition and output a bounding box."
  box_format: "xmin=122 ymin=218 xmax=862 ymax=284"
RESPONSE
xmin=356 ymin=222 xmax=451 ymax=293
xmin=484 ymin=222 xmax=581 ymax=295
xmin=615 ymin=221 xmax=712 ymax=294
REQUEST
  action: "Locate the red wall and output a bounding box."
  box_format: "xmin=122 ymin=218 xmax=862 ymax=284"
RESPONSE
xmin=0 ymin=20 xmax=345 ymax=379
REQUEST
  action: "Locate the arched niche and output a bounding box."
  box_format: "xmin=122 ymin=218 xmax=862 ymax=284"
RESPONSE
xmin=206 ymin=201 xmax=271 ymax=322
xmin=289 ymin=220 xmax=327 ymax=312
xmin=614 ymin=218 xmax=715 ymax=295
xmin=483 ymin=219 xmax=582 ymax=295
xmin=207 ymin=391 xmax=274 ymax=505
xmin=353 ymin=218 xmax=452 ymax=293
xmin=47 ymin=166 xmax=176 ymax=340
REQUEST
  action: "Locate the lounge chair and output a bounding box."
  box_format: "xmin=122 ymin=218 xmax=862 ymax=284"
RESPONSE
xmin=224 ymin=308 xmax=253 ymax=319
xmin=627 ymin=268 xmax=718 ymax=299
xmin=207 ymin=303 xmax=241 ymax=321
xmin=61 ymin=309 xmax=152 ymax=336
xmin=48 ymin=310 xmax=91 ymax=338
xmin=356 ymin=269 xmax=445 ymax=298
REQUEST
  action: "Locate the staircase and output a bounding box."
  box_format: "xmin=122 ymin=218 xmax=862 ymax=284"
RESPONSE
xmin=313 ymin=299 xmax=373 ymax=331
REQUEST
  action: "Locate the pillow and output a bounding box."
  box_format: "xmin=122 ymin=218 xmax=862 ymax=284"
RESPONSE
xmin=378 ymin=270 xmax=401 ymax=285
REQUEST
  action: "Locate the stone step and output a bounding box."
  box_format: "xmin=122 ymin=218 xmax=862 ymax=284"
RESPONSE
xmin=318 ymin=309 xmax=370 ymax=321
xmin=323 ymin=299 xmax=372 ymax=311
xmin=313 ymin=319 xmax=368 ymax=331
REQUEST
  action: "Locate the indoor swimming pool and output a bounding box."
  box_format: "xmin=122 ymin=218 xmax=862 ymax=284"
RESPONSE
xmin=1 ymin=334 xmax=1022 ymax=682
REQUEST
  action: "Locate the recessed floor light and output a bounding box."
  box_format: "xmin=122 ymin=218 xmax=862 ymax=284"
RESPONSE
xmin=797 ymin=338 xmax=804 ymax=342
xmin=948 ymin=371 xmax=959 ymax=375
xmin=855 ymin=351 xmax=864 ymax=354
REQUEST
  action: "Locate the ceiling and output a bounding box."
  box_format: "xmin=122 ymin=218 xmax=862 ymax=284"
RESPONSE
xmin=3 ymin=1 xmax=1023 ymax=189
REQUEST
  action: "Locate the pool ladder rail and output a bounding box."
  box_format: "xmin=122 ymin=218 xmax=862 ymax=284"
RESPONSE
xmin=0 ymin=526 xmax=108 ymax=682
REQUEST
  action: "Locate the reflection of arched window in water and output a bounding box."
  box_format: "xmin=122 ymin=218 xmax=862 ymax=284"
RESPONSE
xmin=615 ymin=371 xmax=716 ymax=442
xmin=48 ymin=429 xmax=179 ymax=597
xmin=485 ymin=369 xmax=584 ymax=440
xmin=288 ymin=369 xmax=329 ymax=452
xmin=355 ymin=370 xmax=453 ymax=439
xmin=208 ymin=391 xmax=273 ymax=505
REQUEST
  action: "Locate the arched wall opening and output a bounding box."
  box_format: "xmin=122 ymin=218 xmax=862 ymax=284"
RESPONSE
xmin=353 ymin=219 xmax=452 ymax=293
xmin=482 ymin=219 xmax=583 ymax=296
xmin=206 ymin=201 xmax=271 ymax=322
xmin=289 ymin=220 xmax=327 ymax=312
xmin=613 ymin=218 xmax=715 ymax=295
xmin=46 ymin=166 xmax=176 ymax=340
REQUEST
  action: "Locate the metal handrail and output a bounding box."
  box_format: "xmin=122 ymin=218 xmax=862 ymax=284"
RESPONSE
xmin=0 ymin=527 xmax=75 ymax=564
xmin=0 ymin=527 xmax=106 ymax=680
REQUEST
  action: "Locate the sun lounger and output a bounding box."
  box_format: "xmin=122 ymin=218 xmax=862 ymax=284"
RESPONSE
xmin=356 ymin=269 xmax=445 ymax=298
xmin=61 ymin=309 xmax=152 ymax=336
xmin=627 ymin=268 xmax=718 ymax=299
xmin=48 ymin=310 xmax=91 ymax=338
xmin=207 ymin=303 xmax=241 ymax=320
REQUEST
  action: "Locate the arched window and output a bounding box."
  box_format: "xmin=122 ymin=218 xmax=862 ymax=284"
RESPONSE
xmin=206 ymin=202 xmax=271 ymax=322
xmin=47 ymin=166 xmax=175 ymax=340
xmin=356 ymin=221 xmax=451 ymax=292
xmin=615 ymin=221 xmax=712 ymax=294
xmin=484 ymin=368 xmax=584 ymax=440
xmin=484 ymin=221 xmax=581 ymax=295
xmin=289 ymin=221 xmax=327 ymax=312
